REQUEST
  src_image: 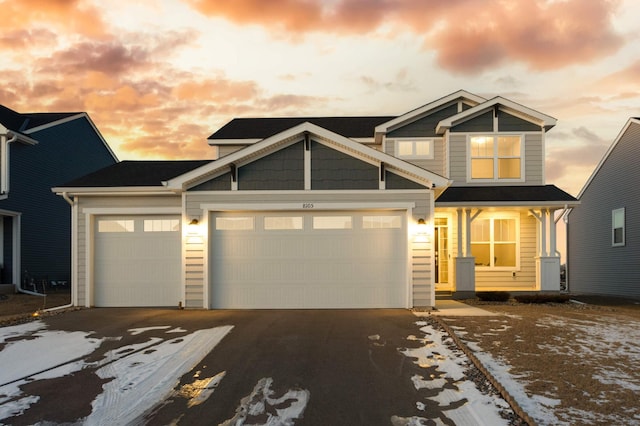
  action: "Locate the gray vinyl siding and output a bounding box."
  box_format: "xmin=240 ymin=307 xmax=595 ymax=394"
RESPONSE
xmin=387 ymin=104 xmax=458 ymax=138
xmin=185 ymin=190 xmax=434 ymax=308
xmin=74 ymin=195 xmax=182 ymax=307
xmin=498 ymin=111 xmax=541 ymax=132
xmin=191 ymin=172 xmax=232 ymax=191
xmin=0 ymin=117 xmax=116 ymax=285
xmin=311 ymin=140 xmax=378 ymax=189
xmin=524 ymin=133 xmax=544 ymax=185
xmin=239 ymin=142 xmax=304 ymax=190
xmin=386 ymin=171 xmax=428 ymax=189
xmin=568 ymin=121 xmax=640 ymax=299
xmin=217 ymin=145 xmax=246 ymax=158
xmin=448 ymin=133 xmax=468 ymax=183
xmin=451 ymin=111 xmax=493 ymax=132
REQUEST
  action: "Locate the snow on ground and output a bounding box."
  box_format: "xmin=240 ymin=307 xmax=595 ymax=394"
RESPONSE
xmin=392 ymin=320 xmax=513 ymax=425
xmin=0 ymin=320 xmax=232 ymax=425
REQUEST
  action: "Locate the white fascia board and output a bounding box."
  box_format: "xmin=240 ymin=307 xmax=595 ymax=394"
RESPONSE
xmin=52 ymin=186 xmax=177 ymax=195
xmin=6 ymin=130 xmax=38 ymax=145
xmin=207 ymin=138 xmax=262 ymax=145
xmin=168 ymin=121 xmax=451 ymax=190
xmin=436 ymin=97 xmax=557 ymax=133
xmin=374 ymin=90 xmax=486 ymax=136
xmin=576 ymin=117 xmax=640 ymax=199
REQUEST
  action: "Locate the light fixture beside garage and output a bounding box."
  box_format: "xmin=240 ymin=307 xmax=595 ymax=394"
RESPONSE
xmin=413 ymin=218 xmax=430 ymax=243
xmin=189 ymin=218 xmax=199 ymax=225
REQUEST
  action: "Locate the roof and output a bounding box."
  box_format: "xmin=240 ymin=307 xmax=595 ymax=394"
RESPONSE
xmin=436 ymin=185 xmax=578 ymax=206
xmin=0 ymin=104 xmax=80 ymax=132
xmin=208 ymin=116 xmax=395 ymax=140
xmin=57 ymin=160 xmax=212 ymax=187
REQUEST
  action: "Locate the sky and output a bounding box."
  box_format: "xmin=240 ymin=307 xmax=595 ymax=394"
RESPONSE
xmin=1 ymin=0 xmax=639 ymax=197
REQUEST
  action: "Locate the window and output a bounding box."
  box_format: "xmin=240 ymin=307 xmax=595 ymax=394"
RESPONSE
xmin=215 ymin=217 xmax=254 ymax=230
xmin=612 ymin=208 xmax=625 ymax=246
xmin=469 ymin=135 xmax=522 ymax=181
xmin=471 ymin=215 xmax=519 ymax=268
xmin=363 ymin=215 xmax=402 ymax=229
xmin=144 ymin=219 xmax=180 ymax=232
xmin=264 ymin=216 xmax=303 ymax=230
xmin=313 ymin=216 xmax=352 ymax=229
xmin=98 ymin=220 xmax=134 ymax=233
xmin=395 ymin=139 xmax=434 ymax=159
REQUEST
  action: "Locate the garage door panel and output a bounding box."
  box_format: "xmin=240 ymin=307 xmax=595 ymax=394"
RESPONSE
xmin=211 ymin=211 xmax=407 ymax=309
xmin=94 ymin=216 xmax=181 ymax=307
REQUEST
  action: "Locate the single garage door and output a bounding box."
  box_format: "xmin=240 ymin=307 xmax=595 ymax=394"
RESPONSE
xmin=94 ymin=215 xmax=182 ymax=307
xmin=210 ymin=210 xmax=408 ymax=309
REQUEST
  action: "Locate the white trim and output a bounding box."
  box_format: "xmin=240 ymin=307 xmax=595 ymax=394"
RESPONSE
xmin=466 ymin=134 xmax=525 ymax=183
xmin=168 ymin=122 xmax=451 ymax=190
xmin=82 ymin=207 xmax=182 ymax=215
xmin=201 ymin=202 xmax=416 ymax=212
xmin=53 ymin=187 xmax=177 ymax=195
xmin=436 ymin=97 xmax=556 ymax=133
xmin=392 ymin=137 xmax=436 ymax=160
xmin=612 ymin=207 xmax=625 ymax=247
xmin=374 ymin=90 xmax=486 ymax=136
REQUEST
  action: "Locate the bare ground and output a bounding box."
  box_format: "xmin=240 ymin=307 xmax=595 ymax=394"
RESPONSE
xmin=440 ymin=297 xmax=640 ymax=425
xmin=0 ymin=291 xmax=73 ymax=326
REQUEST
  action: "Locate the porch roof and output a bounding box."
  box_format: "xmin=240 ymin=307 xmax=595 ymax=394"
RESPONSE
xmin=435 ymin=185 xmax=579 ymax=207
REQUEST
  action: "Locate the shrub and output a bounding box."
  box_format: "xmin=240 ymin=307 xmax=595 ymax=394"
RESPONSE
xmin=514 ymin=294 xmax=571 ymax=304
xmin=476 ymin=291 xmax=511 ymax=302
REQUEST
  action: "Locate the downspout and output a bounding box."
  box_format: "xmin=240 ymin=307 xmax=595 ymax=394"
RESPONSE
xmin=41 ymin=192 xmax=77 ymax=311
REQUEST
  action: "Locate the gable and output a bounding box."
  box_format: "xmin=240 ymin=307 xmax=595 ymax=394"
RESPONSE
xmin=498 ymin=110 xmax=541 ymax=132
xmin=239 ymin=141 xmax=304 ymax=190
xmin=450 ymin=111 xmax=493 ymax=132
xmin=388 ymin=104 xmax=458 ymax=138
xmin=311 ymin=140 xmax=378 ymax=190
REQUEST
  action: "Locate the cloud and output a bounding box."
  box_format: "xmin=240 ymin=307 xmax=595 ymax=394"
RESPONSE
xmin=186 ymin=0 xmax=626 ymax=74
xmin=1 ymin=0 xmax=108 ymax=38
xmin=598 ymin=59 xmax=640 ymax=90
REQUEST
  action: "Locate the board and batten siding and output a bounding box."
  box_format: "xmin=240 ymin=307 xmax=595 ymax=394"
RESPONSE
xmin=185 ymin=190 xmax=434 ymax=308
xmin=568 ymin=121 xmax=640 ymax=299
xmin=74 ymin=195 xmax=183 ymax=307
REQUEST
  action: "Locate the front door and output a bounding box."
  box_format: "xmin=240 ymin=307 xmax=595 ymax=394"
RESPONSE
xmin=434 ymin=217 xmax=450 ymax=292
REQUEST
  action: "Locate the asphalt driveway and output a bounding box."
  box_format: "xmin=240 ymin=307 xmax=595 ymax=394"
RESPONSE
xmin=0 ymin=308 xmax=510 ymax=425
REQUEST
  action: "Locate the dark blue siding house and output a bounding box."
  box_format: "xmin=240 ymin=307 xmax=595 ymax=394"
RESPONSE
xmin=0 ymin=105 xmax=117 ymax=292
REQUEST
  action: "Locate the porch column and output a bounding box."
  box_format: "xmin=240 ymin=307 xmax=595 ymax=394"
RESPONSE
xmin=453 ymin=208 xmax=476 ymax=298
xmin=530 ymin=208 xmax=561 ymax=291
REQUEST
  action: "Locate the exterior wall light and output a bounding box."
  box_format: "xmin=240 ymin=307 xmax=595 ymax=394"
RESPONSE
xmin=413 ymin=217 xmax=430 ymax=243
xmin=189 ymin=218 xmax=199 ymax=225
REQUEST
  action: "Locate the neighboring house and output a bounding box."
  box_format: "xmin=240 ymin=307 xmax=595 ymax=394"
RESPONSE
xmin=567 ymin=117 xmax=640 ymax=299
xmin=0 ymin=105 xmax=117 ymax=292
xmin=53 ymin=90 xmax=578 ymax=309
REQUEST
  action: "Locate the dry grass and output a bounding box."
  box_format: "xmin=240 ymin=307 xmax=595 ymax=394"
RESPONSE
xmin=0 ymin=291 xmax=72 ymax=325
xmin=440 ymin=298 xmax=640 ymax=425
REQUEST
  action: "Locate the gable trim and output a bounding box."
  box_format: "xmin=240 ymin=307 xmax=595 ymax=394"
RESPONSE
xmin=167 ymin=122 xmax=450 ymax=191
xmin=374 ymin=90 xmax=486 ymax=137
xmin=436 ymin=97 xmax=556 ymax=133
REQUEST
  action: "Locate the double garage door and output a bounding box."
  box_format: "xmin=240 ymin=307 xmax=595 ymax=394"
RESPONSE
xmin=93 ymin=211 xmax=408 ymax=309
xmin=210 ymin=210 xmax=408 ymax=309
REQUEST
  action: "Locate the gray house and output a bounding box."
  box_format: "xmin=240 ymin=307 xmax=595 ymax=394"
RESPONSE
xmin=54 ymin=90 xmax=578 ymax=309
xmin=567 ymin=117 xmax=640 ymax=300
xmin=0 ymin=105 xmax=117 ymax=292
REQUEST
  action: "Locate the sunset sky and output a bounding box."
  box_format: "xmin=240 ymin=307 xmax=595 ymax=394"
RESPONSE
xmin=2 ymin=0 xmax=639 ymax=197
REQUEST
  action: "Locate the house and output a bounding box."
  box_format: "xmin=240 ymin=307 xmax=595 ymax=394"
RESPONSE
xmin=53 ymin=90 xmax=578 ymax=309
xmin=567 ymin=117 xmax=640 ymax=300
xmin=0 ymin=105 xmax=118 ymax=293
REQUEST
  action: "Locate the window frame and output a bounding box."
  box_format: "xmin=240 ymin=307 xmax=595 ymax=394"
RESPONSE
xmin=612 ymin=208 xmax=625 ymax=247
xmin=394 ymin=138 xmax=435 ymax=160
xmin=467 ymin=134 xmax=525 ymax=182
xmin=470 ymin=213 xmax=520 ymax=270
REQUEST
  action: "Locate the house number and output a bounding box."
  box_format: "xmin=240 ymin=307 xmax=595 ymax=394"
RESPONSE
xmin=302 ymin=203 xmax=314 ymax=209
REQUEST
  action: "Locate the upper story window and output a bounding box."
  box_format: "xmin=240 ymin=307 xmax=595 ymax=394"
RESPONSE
xmin=395 ymin=138 xmax=434 ymax=159
xmin=468 ymin=135 xmax=523 ymax=181
xmin=612 ymin=208 xmax=625 ymax=247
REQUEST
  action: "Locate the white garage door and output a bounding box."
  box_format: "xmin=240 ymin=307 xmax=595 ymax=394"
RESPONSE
xmin=210 ymin=210 xmax=408 ymax=309
xmin=94 ymin=215 xmax=182 ymax=307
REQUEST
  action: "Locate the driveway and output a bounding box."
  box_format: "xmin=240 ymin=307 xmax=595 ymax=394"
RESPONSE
xmin=0 ymin=308 xmax=513 ymax=425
